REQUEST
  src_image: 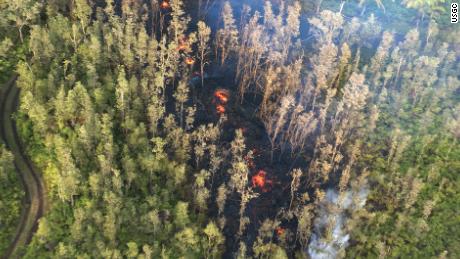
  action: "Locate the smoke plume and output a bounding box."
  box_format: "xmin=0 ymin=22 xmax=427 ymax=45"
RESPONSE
xmin=308 ymin=187 xmax=368 ymax=259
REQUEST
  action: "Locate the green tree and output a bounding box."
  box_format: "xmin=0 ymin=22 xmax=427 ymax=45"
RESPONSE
xmin=73 ymin=0 xmax=92 ymax=34
xmin=202 ymin=221 xmax=225 ymax=259
xmin=403 ymin=0 xmax=447 ymax=16
xmin=2 ymin=0 xmax=42 ymax=42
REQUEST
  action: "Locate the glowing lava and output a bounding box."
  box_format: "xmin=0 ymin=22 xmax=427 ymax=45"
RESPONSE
xmin=252 ymin=170 xmax=272 ymax=192
xmin=177 ymin=37 xmax=188 ymax=51
xmin=252 ymin=170 xmax=266 ymax=188
xmin=160 ymin=1 xmax=170 ymax=9
xmin=216 ymin=105 xmax=226 ymax=114
xmin=185 ymin=57 xmax=195 ymax=65
xmin=214 ymin=89 xmax=229 ymax=104
xmin=178 ymin=44 xmax=187 ymax=51
xmin=275 ymin=227 xmax=285 ymax=236
xmin=212 ymin=89 xmax=230 ymax=115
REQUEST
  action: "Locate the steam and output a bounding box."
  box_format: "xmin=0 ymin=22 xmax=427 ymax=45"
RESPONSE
xmin=308 ymin=188 xmax=368 ymax=259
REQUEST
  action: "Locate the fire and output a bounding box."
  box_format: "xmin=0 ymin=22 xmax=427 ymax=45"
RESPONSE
xmin=177 ymin=37 xmax=188 ymax=51
xmin=178 ymin=43 xmax=187 ymax=51
xmin=212 ymin=89 xmax=230 ymax=115
xmin=252 ymin=170 xmax=273 ymax=192
xmin=160 ymin=1 xmax=170 ymax=9
xmin=214 ymin=90 xmax=229 ymax=104
xmin=216 ymin=105 xmax=226 ymax=114
xmin=252 ymin=170 xmax=266 ymax=189
xmin=275 ymin=227 xmax=285 ymax=236
xmin=185 ymin=57 xmax=195 ymax=65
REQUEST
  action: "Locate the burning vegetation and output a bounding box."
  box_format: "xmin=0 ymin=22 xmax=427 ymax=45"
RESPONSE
xmin=216 ymin=104 xmax=225 ymax=114
xmin=275 ymin=226 xmax=285 ymax=236
xmin=184 ymin=57 xmax=195 ymax=65
xmin=252 ymin=170 xmax=273 ymax=192
xmin=212 ymin=89 xmax=230 ymax=115
xmin=160 ymin=0 xmax=170 ymax=10
xmin=177 ymin=37 xmax=188 ymax=51
xmin=214 ymin=89 xmax=229 ymax=104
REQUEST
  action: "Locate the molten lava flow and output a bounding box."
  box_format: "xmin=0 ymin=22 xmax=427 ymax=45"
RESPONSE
xmin=214 ymin=90 xmax=229 ymax=104
xmin=185 ymin=57 xmax=195 ymax=65
xmin=252 ymin=170 xmax=267 ymax=189
xmin=177 ymin=43 xmax=187 ymax=51
xmin=252 ymin=170 xmax=273 ymax=192
xmin=275 ymin=227 xmax=285 ymax=236
xmin=216 ymin=105 xmax=226 ymax=114
xmin=213 ymin=89 xmax=230 ymax=115
xmin=160 ymin=1 xmax=170 ymax=9
xmin=177 ymin=37 xmax=188 ymax=51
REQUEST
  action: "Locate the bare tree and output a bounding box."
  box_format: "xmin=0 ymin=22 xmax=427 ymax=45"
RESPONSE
xmin=216 ymin=1 xmax=238 ymax=66
xmin=289 ymin=168 xmax=303 ymax=210
xmin=197 ymin=21 xmax=211 ymax=87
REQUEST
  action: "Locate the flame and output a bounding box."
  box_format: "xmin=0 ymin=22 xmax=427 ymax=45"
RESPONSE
xmin=252 ymin=170 xmax=267 ymax=189
xmin=216 ymin=105 xmax=226 ymax=114
xmin=160 ymin=1 xmax=170 ymax=9
xmin=185 ymin=57 xmax=195 ymax=65
xmin=252 ymin=170 xmax=273 ymax=192
xmin=213 ymin=89 xmax=229 ymax=116
xmin=177 ymin=44 xmax=187 ymax=51
xmin=177 ymin=38 xmax=188 ymax=51
xmin=275 ymin=227 xmax=285 ymax=236
xmin=214 ymin=90 xmax=229 ymax=104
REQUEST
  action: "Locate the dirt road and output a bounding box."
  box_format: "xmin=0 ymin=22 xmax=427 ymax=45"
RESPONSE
xmin=1 ymin=77 xmax=45 ymax=259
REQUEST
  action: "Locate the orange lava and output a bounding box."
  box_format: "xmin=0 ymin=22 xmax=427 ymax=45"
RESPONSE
xmin=214 ymin=90 xmax=229 ymax=104
xmin=216 ymin=105 xmax=226 ymax=114
xmin=252 ymin=170 xmax=273 ymax=192
xmin=252 ymin=170 xmax=266 ymax=188
xmin=177 ymin=37 xmax=188 ymax=51
xmin=178 ymin=44 xmax=187 ymax=51
xmin=275 ymin=227 xmax=285 ymax=236
xmin=160 ymin=1 xmax=170 ymax=9
xmin=185 ymin=57 xmax=195 ymax=65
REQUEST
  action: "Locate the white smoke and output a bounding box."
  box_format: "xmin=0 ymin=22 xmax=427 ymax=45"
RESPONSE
xmin=308 ymin=187 xmax=368 ymax=259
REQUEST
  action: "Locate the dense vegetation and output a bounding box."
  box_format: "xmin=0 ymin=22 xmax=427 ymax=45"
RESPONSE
xmin=1 ymin=13 xmax=26 ymax=252
xmin=0 ymin=0 xmax=458 ymax=258
xmin=0 ymin=145 xmax=23 ymax=253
